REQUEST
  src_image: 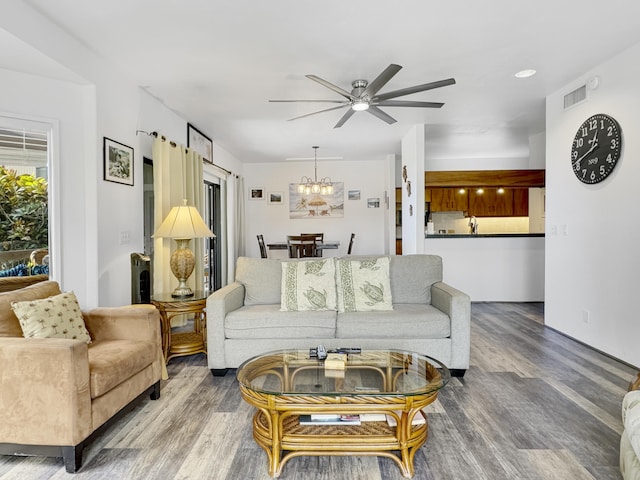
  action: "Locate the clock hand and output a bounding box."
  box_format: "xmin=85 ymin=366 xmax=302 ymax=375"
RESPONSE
xmin=573 ymin=142 xmax=598 ymax=166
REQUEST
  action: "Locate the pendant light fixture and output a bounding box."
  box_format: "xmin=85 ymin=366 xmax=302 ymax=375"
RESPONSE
xmin=297 ymin=146 xmax=334 ymax=195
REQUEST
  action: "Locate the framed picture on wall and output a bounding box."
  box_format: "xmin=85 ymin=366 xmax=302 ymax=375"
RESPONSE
xmin=268 ymin=191 xmax=284 ymax=204
xmin=187 ymin=123 xmax=213 ymax=164
xmin=250 ymin=187 xmax=265 ymax=200
xmin=103 ymin=137 xmax=134 ymax=186
xmin=348 ymin=190 xmax=361 ymax=200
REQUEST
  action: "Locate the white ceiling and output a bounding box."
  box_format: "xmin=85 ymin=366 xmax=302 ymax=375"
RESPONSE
xmin=8 ymin=1 xmax=640 ymax=164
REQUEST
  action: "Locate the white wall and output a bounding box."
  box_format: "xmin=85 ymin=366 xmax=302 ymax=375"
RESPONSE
xmin=243 ymin=159 xmax=392 ymax=258
xmin=546 ymin=42 xmax=640 ymax=367
xmin=0 ymin=68 xmax=96 ymax=306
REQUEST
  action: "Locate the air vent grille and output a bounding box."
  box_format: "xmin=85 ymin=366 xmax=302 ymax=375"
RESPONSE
xmin=564 ymin=85 xmax=587 ymax=109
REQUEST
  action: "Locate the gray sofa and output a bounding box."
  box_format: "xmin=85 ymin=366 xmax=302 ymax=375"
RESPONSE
xmin=206 ymin=254 xmax=471 ymax=377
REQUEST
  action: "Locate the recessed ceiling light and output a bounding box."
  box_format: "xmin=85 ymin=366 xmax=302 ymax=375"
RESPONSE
xmin=515 ymin=69 xmax=536 ymax=78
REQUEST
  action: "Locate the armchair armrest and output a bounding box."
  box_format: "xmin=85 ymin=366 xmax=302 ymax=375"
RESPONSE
xmin=83 ymin=305 xmax=161 ymax=343
xmin=206 ymin=282 xmax=245 ymax=370
xmin=0 ymin=337 xmax=92 ymax=446
xmin=83 ymin=305 xmax=164 ymax=380
xmin=431 ymin=281 xmax=471 ymax=370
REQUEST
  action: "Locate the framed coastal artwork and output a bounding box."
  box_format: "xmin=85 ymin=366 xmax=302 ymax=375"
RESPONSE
xmin=187 ymin=123 xmax=213 ymax=164
xmin=103 ymin=137 xmax=134 ymax=186
xmin=268 ymin=191 xmax=284 ymax=204
xmin=288 ymin=182 xmax=344 ymax=219
xmin=249 ymin=187 xmax=264 ymax=200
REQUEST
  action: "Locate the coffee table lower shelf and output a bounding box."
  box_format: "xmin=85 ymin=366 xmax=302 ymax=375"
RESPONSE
xmin=252 ymin=410 xmax=428 ymax=478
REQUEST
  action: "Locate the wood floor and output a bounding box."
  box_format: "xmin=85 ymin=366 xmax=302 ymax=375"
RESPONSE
xmin=0 ymin=303 xmax=635 ymax=479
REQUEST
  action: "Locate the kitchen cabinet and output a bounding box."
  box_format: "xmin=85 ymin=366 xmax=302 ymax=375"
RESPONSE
xmin=428 ymin=188 xmax=468 ymax=212
xmin=513 ymin=189 xmax=529 ymax=216
xmin=468 ymin=188 xmax=529 ymax=217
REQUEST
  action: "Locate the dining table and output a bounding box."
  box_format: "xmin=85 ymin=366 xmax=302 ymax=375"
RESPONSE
xmin=266 ymin=240 xmax=340 ymax=251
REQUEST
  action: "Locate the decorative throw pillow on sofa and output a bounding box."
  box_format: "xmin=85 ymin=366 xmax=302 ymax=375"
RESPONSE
xmin=336 ymin=256 xmax=393 ymax=312
xmin=11 ymin=291 xmax=92 ymax=344
xmin=280 ymin=259 xmax=337 ymax=311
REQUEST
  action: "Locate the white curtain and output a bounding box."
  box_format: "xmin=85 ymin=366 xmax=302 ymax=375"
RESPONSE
xmin=152 ymin=136 xmax=206 ymax=296
xmin=226 ymin=174 xmax=245 ymax=284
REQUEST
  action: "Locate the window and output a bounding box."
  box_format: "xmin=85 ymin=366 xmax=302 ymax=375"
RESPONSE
xmin=0 ymin=121 xmax=50 ymax=277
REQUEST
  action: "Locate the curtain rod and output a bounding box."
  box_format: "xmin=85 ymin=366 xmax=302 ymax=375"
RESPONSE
xmin=136 ymin=130 xmax=232 ymax=175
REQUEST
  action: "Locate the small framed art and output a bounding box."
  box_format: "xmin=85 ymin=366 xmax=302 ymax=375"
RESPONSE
xmin=348 ymin=190 xmax=361 ymax=200
xmin=187 ymin=123 xmax=213 ymax=164
xmin=367 ymin=198 xmax=380 ymax=208
xmin=268 ymin=191 xmax=284 ymax=204
xmin=250 ymin=187 xmax=265 ymax=200
xmin=103 ymin=137 xmax=134 ymax=186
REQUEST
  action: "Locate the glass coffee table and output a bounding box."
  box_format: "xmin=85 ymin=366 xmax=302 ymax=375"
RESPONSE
xmin=236 ymin=349 xmax=450 ymax=478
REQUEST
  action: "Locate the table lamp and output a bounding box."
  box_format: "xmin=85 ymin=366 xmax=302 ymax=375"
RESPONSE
xmin=153 ymin=199 xmax=215 ymax=297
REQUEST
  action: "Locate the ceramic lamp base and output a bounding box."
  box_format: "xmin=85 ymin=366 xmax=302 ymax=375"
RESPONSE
xmin=170 ymin=239 xmax=195 ymax=297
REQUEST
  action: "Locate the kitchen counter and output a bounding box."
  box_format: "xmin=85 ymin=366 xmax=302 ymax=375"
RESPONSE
xmin=422 ymin=234 xmax=544 ymax=301
xmin=426 ymin=233 xmax=544 ymax=238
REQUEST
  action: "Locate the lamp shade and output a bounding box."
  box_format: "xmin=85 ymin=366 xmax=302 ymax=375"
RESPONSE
xmin=153 ymin=200 xmax=215 ymax=239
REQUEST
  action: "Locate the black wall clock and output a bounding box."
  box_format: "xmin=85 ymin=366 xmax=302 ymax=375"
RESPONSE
xmin=571 ymin=113 xmax=622 ymax=184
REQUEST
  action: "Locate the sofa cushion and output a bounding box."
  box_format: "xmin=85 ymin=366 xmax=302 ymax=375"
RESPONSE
xmin=0 ymin=280 xmax=61 ymax=337
xmin=236 ymin=257 xmax=282 ymax=305
xmin=389 ymin=255 xmax=442 ymax=304
xmin=336 ymin=256 xmax=393 ymax=312
xmin=281 ymin=258 xmax=337 ymax=311
xmin=623 ymin=390 xmax=640 ymax=461
xmin=225 ymin=304 xmax=335 ymax=339
xmin=336 ymin=304 xmax=450 ymax=339
xmin=11 ymin=291 xmax=92 ymax=344
xmin=88 ymin=339 xmax=157 ymax=398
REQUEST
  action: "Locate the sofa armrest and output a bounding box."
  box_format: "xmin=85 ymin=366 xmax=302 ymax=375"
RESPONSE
xmin=0 ymin=337 xmax=92 ymax=446
xmin=431 ymin=281 xmax=471 ymax=370
xmin=206 ymin=282 xmax=245 ymax=370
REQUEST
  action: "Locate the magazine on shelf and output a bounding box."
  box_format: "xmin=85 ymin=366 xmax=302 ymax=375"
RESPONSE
xmin=299 ymin=414 xmax=361 ymax=425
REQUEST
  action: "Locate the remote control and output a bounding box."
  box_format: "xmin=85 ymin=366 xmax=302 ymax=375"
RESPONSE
xmin=336 ymin=347 xmax=361 ymax=354
xmin=316 ymin=344 xmax=327 ymax=360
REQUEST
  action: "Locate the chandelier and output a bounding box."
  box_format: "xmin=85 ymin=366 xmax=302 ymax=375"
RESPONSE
xmin=297 ymin=146 xmax=334 ymax=195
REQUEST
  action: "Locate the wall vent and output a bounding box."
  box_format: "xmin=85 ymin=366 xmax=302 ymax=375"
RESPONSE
xmin=564 ymin=85 xmax=587 ymax=109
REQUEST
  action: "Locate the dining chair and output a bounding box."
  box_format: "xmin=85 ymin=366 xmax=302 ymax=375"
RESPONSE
xmin=347 ymin=233 xmax=355 ymax=255
xmin=287 ymin=235 xmax=318 ymax=258
xmin=301 ymin=233 xmax=324 ymax=256
xmin=257 ymin=234 xmax=268 ymax=258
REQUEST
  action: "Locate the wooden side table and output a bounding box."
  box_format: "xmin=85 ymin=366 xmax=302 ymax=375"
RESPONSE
xmin=151 ymin=291 xmax=208 ymax=364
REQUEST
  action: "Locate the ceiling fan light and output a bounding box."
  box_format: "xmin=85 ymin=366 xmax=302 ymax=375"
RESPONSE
xmin=515 ymin=69 xmax=536 ymax=78
xmin=352 ymin=101 xmax=369 ymax=111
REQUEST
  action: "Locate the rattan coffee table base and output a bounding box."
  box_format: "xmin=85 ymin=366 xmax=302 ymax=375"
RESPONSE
xmin=241 ymin=387 xmax=436 ymax=478
xmin=252 ymin=410 xmax=428 ymax=478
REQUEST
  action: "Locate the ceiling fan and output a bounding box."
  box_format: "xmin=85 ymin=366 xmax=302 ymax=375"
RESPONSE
xmin=269 ymin=64 xmax=455 ymax=128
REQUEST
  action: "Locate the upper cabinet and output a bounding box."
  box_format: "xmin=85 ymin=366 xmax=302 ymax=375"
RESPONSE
xmin=429 ymin=188 xmax=468 ymax=212
xmin=422 ymin=170 xmax=543 ymax=218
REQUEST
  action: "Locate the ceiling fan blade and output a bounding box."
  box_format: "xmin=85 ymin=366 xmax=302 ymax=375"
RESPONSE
xmin=306 ymin=75 xmax=355 ymax=100
xmin=269 ymin=99 xmax=349 ymax=104
xmin=361 ymin=64 xmax=402 ymax=99
xmin=375 ymin=78 xmax=456 ymax=101
xmin=376 ymin=100 xmax=444 ymax=108
xmin=287 ymin=104 xmax=348 ymax=121
xmin=334 ymin=108 xmax=356 ymax=128
xmin=367 ymin=106 xmax=397 ymax=125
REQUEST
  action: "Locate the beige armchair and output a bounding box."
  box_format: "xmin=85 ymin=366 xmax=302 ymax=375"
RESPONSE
xmin=0 ymin=280 xmax=163 ymax=472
